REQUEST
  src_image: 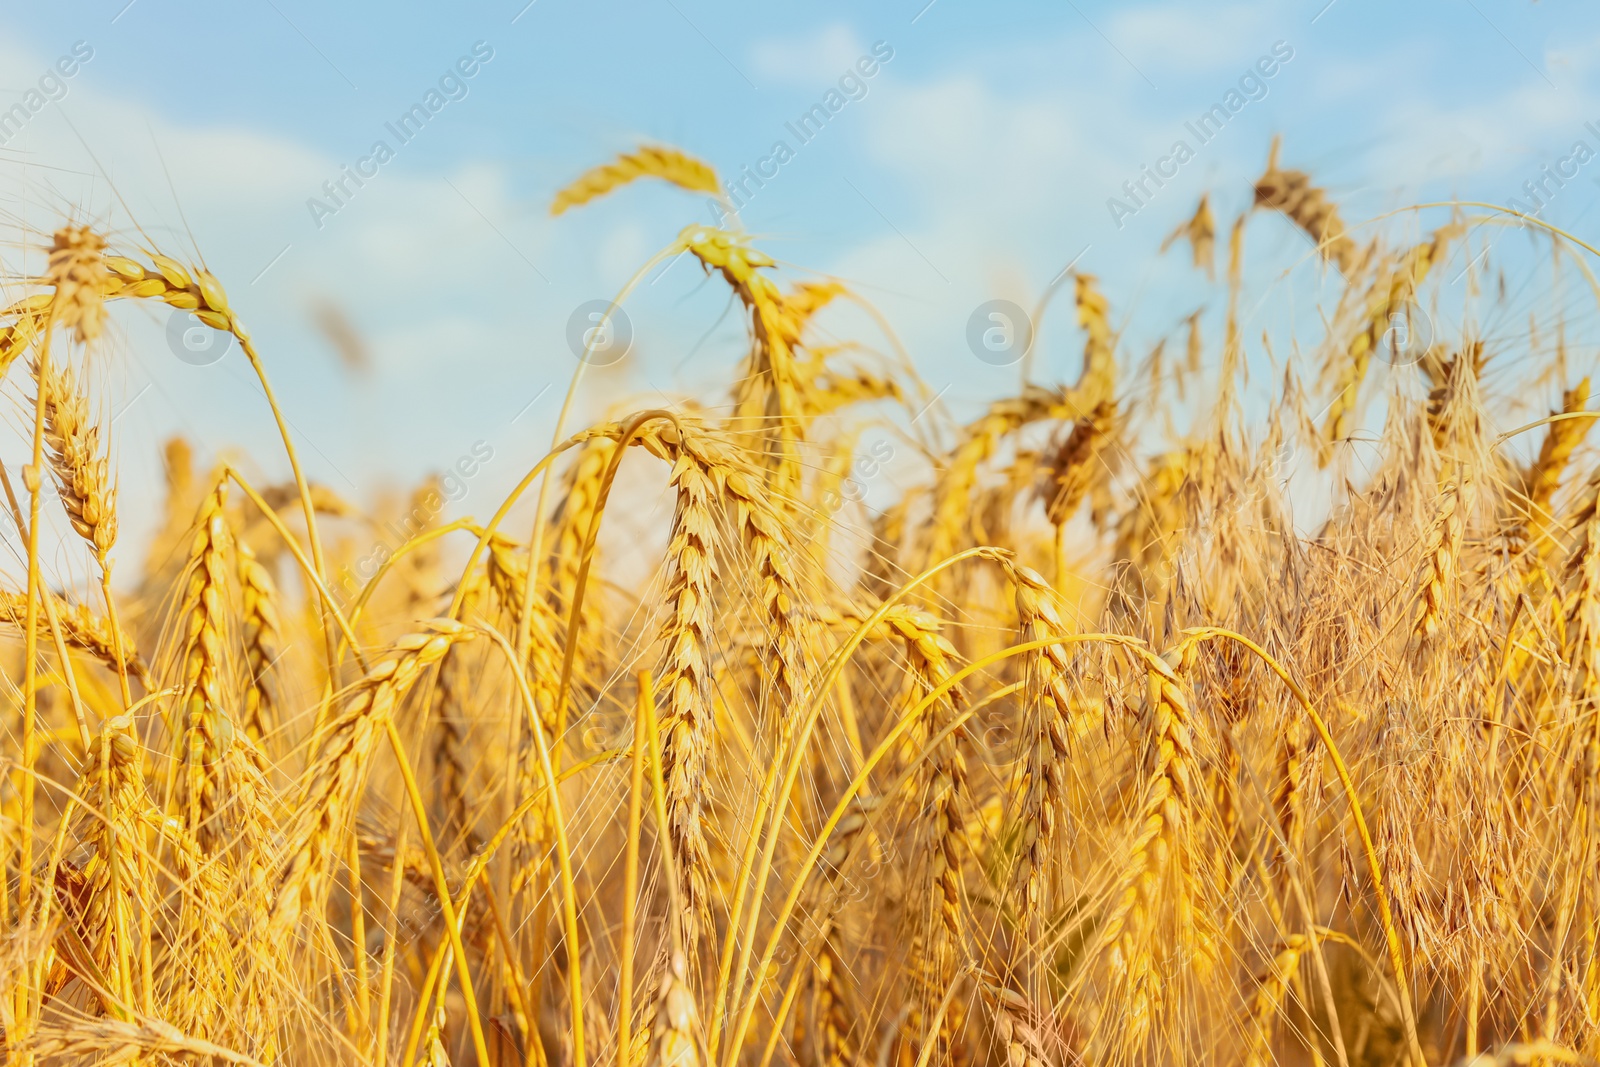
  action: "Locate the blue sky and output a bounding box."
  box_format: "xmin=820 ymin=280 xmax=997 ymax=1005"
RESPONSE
xmin=3 ymin=0 xmax=1599 ymax=560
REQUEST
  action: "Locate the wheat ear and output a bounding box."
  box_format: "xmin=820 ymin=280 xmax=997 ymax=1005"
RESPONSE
xmin=236 ymin=538 xmax=281 ymax=746
xmin=269 ymin=620 xmax=473 ymax=935
xmin=174 ymin=476 xmax=234 ymax=849
xmin=1098 ymin=645 xmax=1204 ymax=1046
xmin=0 ymin=591 xmax=153 ymax=691
xmin=1254 ymin=136 xmax=1362 ymax=274
xmin=1007 ymin=561 xmax=1081 ymax=910
xmin=552 ymin=144 xmax=721 ymax=216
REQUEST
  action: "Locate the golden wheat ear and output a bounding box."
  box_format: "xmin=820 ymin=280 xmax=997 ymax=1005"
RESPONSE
xmin=1253 ymin=136 xmax=1363 ymax=275
xmin=551 ymin=144 xmax=721 ymax=215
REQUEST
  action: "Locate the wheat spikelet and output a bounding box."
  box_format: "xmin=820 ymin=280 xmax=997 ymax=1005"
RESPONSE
xmin=1272 ymin=715 xmax=1310 ymax=871
xmin=547 ymin=438 xmax=618 ymax=630
xmin=269 ymin=620 xmax=473 ymax=935
xmin=436 ymin=570 xmax=485 ymax=847
xmin=1422 ymin=343 xmax=1485 ymax=453
xmin=1254 ymin=137 xmax=1361 ymax=274
xmin=811 ymin=934 xmax=855 ymax=1067
xmin=421 ymin=1006 xmax=452 ymax=1067
xmin=551 ymin=144 xmax=720 ymax=216
xmin=584 ymin=420 xmax=808 ymax=901
xmin=978 ymin=980 xmax=1053 ymax=1067
xmin=800 ymin=790 xmax=873 ymax=1067
xmin=142 ymin=806 xmax=243 ymax=1039
xmin=1073 ymin=273 xmax=1117 ymax=403
xmin=798 ymin=356 xmax=903 ymax=423
xmin=645 ymin=952 xmax=702 ymax=1067
xmin=1110 ymin=449 xmax=1192 ymax=611
xmin=720 ymin=458 xmax=808 ymax=719
xmin=898 ymin=623 xmax=968 ymax=1048
xmin=100 ymin=251 xmax=257 ymax=360
xmin=397 ymin=478 xmax=445 ymax=616
xmin=0 ymin=297 xmax=48 ymax=379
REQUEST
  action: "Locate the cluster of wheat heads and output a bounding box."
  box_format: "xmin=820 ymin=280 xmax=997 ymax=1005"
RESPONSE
xmin=0 ymin=140 xmax=1599 ymax=1067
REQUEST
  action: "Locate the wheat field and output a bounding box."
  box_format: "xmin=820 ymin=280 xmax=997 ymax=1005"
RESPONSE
xmin=0 ymin=139 xmax=1597 ymax=1067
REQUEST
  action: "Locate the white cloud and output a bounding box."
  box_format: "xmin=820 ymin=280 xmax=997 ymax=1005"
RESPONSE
xmin=749 ymin=24 xmax=867 ymax=86
xmin=1106 ymin=1 xmax=1280 ymax=76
